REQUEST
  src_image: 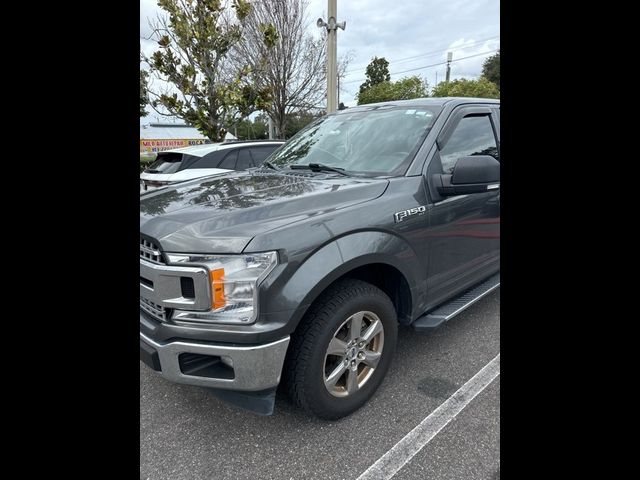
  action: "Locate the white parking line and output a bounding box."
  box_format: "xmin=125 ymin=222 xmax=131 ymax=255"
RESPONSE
xmin=356 ymin=353 xmax=501 ymax=480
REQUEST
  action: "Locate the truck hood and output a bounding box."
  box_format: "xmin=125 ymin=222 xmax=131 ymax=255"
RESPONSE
xmin=140 ymin=169 xmax=389 ymax=253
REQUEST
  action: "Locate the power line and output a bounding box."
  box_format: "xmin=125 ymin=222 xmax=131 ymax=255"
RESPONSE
xmin=342 ymin=34 xmax=500 ymax=75
xmin=395 ymin=35 xmax=499 ymax=63
xmin=394 ymin=50 xmax=498 ymax=75
xmin=342 ymin=49 xmax=499 ymax=85
xmin=343 ymin=35 xmax=499 ymax=73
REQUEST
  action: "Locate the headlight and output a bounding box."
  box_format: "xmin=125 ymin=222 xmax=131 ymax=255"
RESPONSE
xmin=166 ymin=252 xmax=278 ymax=325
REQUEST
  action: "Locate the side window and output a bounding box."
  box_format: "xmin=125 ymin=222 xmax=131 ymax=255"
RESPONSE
xmin=187 ymin=151 xmax=222 ymax=169
xmin=218 ymin=150 xmax=238 ymax=170
xmin=439 ymin=115 xmax=498 ymax=174
xmin=236 ymin=149 xmax=253 ymax=170
xmin=250 ymin=146 xmax=278 ymax=166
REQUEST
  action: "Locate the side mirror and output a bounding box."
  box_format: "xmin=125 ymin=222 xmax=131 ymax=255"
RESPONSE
xmin=433 ymin=155 xmax=500 ymax=196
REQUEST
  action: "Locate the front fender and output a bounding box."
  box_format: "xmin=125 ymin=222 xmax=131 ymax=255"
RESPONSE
xmin=261 ymin=230 xmax=425 ymax=335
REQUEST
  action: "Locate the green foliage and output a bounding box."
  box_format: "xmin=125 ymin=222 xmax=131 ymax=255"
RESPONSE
xmin=140 ymin=69 xmax=149 ymax=117
xmin=357 ymin=58 xmax=427 ymax=105
xmin=359 ymin=57 xmax=391 ymax=95
xmin=234 ymin=0 xmax=325 ymax=138
xmin=140 ymin=152 xmax=156 ymax=172
xmin=357 ymin=76 xmax=428 ymax=105
xmin=232 ymin=110 xmax=320 ymax=140
xmin=147 ymin=0 xmax=275 ymax=141
xmin=259 ymin=23 xmax=279 ymax=48
xmin=482 ymin=51 xmax=500 ymax=88
xmin=232 ymin=0 xmax=251 ymax=20
xmin=233 ymin=117 xmax=268 ymax=140
xmin=431 ymin=77 xmax=500 ymax=99
xmin=283 ymin=111 xmax=323 ymax=138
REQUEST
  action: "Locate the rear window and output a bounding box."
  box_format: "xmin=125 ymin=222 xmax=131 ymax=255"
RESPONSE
xmin=145 ymin=152 xmax=198 ymax=174
xmin=185 ymin=151 xmax=224 ymax=169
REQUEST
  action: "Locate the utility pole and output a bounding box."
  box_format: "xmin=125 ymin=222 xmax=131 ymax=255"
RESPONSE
xmin=445 ymin=52 xmax=452 ymax=82
xmin=268 ymin=117 xmax=275 ymax=139
xmin=317 ymin=0 xmax=346 ymax=113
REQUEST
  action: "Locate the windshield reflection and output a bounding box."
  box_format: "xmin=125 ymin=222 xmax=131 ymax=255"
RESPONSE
xmin=140 ymin=172 xmax=317 ymax=217
xmin=269 ymin=106 xmax=441 ymax=176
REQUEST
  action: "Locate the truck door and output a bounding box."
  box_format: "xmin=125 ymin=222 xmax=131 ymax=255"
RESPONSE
xmin=424 ymin=105 xmax=500 ymax=304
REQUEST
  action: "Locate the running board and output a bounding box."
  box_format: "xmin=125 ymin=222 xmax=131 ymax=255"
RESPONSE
xmin=412 ymin=273 xmax=500 ymax=332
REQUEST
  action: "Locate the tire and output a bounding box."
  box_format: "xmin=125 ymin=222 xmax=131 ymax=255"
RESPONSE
xmin=284 ymin=278 xmax=398 ymax=420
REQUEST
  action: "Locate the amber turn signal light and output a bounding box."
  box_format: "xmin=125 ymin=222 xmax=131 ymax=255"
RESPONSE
xmin=210 ymin=268 xmax=226 ymax=309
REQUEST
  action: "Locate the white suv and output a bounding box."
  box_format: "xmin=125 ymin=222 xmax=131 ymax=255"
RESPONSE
xmin=140 ymin=140 xmax=284 ymax=192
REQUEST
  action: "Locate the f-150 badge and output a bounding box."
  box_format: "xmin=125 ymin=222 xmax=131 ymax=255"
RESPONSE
xmin=394 ymin=205 xmax=427 ymax=223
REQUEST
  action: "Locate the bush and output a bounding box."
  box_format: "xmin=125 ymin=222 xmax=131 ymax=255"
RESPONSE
xmin=431 ymin=77 xmax=499 ymax=99
xmin=357 ymin=76 xmax=428 ymax=105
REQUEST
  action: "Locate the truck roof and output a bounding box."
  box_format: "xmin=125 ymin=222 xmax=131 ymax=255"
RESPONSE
xmin=339 ymin=97 xmax=499 ymax=113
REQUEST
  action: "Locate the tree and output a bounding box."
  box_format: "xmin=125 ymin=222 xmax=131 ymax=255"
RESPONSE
xmin=140 ymin=46 xmax=149 ymax=117
xmin=283 ymin=110 xmax=323 ymax=138
xmin=359 ymin=57 xmax=390 ymax=95
xmin=482 ymin=51 xmax=500 ymax=88
xmin=337 ymin=50 xmax=355 ymax=103
xmin=232 ymin=0 xmax=326 ymax=138
xmin=357 ymin=76 xmax=428 ymax=105
xmin=140 ymin=69 xmax=149 ymax=117
xmin=431 ymin=77 xmax=500 ymax=99
xmin=232 ymin=117 xmax=268 ymax=140
xmin=144 ymin=0 xmax=276 ymax=141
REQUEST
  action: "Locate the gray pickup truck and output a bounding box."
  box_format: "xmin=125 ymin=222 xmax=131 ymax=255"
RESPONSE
xmin=140 ymin=97 xmax=500 ymax=419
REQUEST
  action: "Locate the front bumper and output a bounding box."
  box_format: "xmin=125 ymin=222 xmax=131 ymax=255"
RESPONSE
xmin=140 ymin=332 xmax=290 ymax=391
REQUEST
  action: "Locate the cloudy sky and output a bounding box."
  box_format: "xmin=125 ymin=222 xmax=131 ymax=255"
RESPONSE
xmin=140 ymin=0 xmax=499 ymax=122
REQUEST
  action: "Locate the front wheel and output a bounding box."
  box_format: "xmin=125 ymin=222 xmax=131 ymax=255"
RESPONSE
xmin=284 ymin=279 xmax=398 ymax=419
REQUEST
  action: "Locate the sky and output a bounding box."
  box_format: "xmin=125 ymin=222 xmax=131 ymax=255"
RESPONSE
xmin=140 ymin=0 xmax=499 ymax=124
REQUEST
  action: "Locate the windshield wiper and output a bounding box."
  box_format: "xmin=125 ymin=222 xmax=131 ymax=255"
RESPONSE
xmin=263 ymin=161 xmax=280 ymax=171
xmin=290 ymin=163 xmax=350 ymax=176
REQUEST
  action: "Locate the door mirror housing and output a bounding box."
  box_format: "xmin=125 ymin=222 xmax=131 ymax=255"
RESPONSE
xmin=433 ymin=155 xmax=500 ymax=196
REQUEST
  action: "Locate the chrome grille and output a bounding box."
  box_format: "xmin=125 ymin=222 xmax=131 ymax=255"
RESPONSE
xmin=140 ymin=297 xmax=167 ymax=321
xmin=140 ymin=237 xmax=164 ymax=264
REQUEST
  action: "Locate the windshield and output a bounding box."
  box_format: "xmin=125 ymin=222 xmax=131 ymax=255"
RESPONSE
xmin=268 ymin=105 xmax=442 ymax=176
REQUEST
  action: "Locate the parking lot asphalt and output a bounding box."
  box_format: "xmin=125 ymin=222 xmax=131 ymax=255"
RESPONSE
xmin=140 ymin=289 xmax=500 ymax=480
